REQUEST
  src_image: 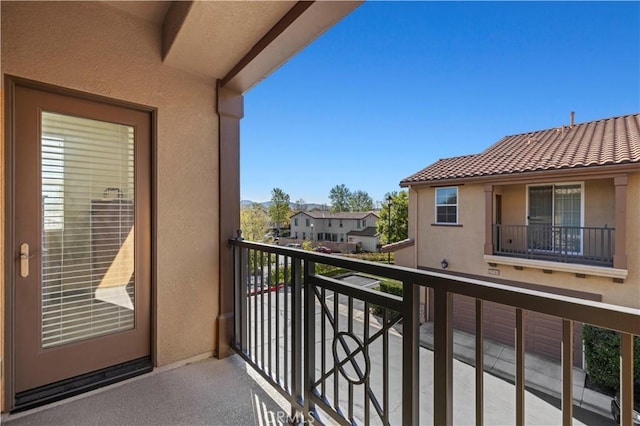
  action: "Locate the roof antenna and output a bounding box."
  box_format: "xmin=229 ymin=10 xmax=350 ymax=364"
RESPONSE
xmin=570 ymin=111 xmax=575 ymax=128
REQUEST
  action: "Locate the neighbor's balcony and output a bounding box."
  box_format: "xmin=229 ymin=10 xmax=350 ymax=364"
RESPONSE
xmin=230 ymin=239 xmax=638 ymax=425
xmin=492 ymin=224 xmax=615 ymax=267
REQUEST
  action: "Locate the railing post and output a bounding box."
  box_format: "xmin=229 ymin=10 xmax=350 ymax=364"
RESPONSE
xmin=434 ymin=287 xmax=453 ymax=426
xmin=239 ymin=243 xmax=248 ymax=353
xmin=291 ymin=257 xmax=304 ymax=415
xmin=515 ymin=309 xmax=525 ymax=426
xmin=232 ymin=241 xmax=238 ymax=348
xmin=561 ymin=319 xmax=573 ymax=426
xmin=476 ymin=299 xmax=484 ymax=426
xmin=403 ymin=281 xmax=420 ymax=425
xmin=620 ymin=332 xmax=634 ymax=426
xmin=304 ymin=260 xmax=317 ymax=421
xmin=608 ymin=228 xmax=614 ymax=266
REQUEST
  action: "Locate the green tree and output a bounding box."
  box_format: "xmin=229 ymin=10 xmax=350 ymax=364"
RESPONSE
xmin=240 ymin=203 xmax=270 ymax=241
xmin=349 ymin=190 xmax=374 ymax=212
xmin=268 ymin=188 xmax=291 ymax=234
xmin=329 ymin=184 xmax=351 ymax=212
xmin=294 ymin=198 xmax=306 ymax=211
xmin=377 ymin=190 xmax=409 ymax=244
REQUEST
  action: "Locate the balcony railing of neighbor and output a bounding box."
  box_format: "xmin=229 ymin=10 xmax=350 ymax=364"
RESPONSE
xmin=230 ymin=238 xmax=638 ymax=425
xmin=493 ymin=224 xmax=615 ymax=267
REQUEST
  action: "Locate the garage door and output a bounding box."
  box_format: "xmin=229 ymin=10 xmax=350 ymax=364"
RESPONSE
xmin=452 ymin=295 xmax=583 ymax=368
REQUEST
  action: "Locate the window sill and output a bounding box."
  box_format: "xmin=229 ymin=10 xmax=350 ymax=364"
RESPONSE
xmin=431 ymin=223 xmax=463 ymax=227
xmin=483 ymin=254 xmax=627 ymax=281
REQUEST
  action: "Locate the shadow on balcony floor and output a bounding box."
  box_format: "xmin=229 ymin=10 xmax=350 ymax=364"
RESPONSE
xmin=3 ymin=355 xmax=291 ymax=426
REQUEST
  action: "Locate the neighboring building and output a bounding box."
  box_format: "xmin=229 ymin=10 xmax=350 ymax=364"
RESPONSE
xmin=396 ymin=113 xmax=640 ymax=366
xmin=0 ymin=1 xmax=360 ymax=412
xmin=289 ymin=211 xmax=380 ymax=249
xmin=347 ymin=227 xmax=381 ymax=252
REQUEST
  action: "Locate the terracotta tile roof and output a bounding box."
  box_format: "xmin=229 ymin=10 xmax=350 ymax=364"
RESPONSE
xmin=401 ymin=113 xmax=640 ymax=185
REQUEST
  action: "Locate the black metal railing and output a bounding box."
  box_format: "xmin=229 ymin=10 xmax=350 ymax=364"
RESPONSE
xmin=230 ymin=238 xmax=638 ymax=425
xmin=493 ymin=224 xmax=615 ymax=266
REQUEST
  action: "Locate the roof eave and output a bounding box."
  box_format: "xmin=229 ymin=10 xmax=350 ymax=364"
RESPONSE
xmin=401 ymin=162 xmax=640 ymax=188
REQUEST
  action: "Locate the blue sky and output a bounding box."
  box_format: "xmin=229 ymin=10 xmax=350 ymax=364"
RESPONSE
xmin=241 ymin=1 xmax=640 ymax=206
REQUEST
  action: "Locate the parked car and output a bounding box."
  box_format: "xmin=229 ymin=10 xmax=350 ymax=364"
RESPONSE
xmin=315 ymin=246 xmax=332 ymax=254
xmin=611 ymin=392 xmax=640 ymax=425
xmin=285 ymin=243 xmax=302 ymax=248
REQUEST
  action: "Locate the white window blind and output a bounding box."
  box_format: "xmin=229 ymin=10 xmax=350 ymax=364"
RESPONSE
xmin=41 ymin=111 xmax=135 ymax=349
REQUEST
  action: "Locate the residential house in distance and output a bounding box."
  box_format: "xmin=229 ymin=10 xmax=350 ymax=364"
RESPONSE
xmin=347 ymin=226 xmax=381 ymax=252
xmin=289 ymin=211 xmax=380 ymax=251
xmin=395 ymin=112 xmax=640 ymax=365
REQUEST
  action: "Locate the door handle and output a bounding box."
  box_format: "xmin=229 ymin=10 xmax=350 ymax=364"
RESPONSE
xmin=20 ymin=243 xmax=33 ymax=278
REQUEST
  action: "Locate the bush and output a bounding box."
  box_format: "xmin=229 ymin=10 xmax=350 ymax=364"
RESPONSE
xmin=343 ymin=252 xmax=395 ymax=264
xmin=583 ymin=324 xmax=640 ymax=390
xmin=378 ymin=280 xmax=403 ymax=297
xmin=371 ymin=280 xmax=403 ymax=316
xmin=314 ymin=263 xmax=348 ymax=277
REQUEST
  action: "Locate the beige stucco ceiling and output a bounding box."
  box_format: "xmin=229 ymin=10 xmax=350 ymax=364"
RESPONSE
xmin=163 ymin=1 xmax=297 ymax=80
xmin=103 ymin=1 xmax=171 ymax=25
xmin=101 ymin=0 xmax=361 ymax=92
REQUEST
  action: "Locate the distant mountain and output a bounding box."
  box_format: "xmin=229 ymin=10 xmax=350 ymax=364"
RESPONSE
xmin=240 ymin=200 xmax=328 ymax=211
xmin=296 ymin=203 xmax=328 ymax=211
xmin=240 ymin=200 xmax=267 ymax=208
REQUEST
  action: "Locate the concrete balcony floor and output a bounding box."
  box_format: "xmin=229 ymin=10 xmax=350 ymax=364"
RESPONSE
xmin=3 ymin=355 xmax=292 ymax=426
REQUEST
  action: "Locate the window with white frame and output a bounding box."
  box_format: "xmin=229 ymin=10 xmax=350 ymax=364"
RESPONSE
xmin=435 ymin=187 xmax=458 ymax=224
xmin=306 ymin=218 xmax=310 ymax=227
xmin=294 ymin=218 xmax=298 ymax=226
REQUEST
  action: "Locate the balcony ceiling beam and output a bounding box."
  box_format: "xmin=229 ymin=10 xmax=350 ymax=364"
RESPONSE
xmin=160 ymin=1 xmax=361 ymax=93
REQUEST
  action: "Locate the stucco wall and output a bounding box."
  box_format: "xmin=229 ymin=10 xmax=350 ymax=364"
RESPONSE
xmin=404 ymin=176 xmax=639 ymax=309
xmin=499 ymin=184 xmax=525 ymax=224
xmin=394 ymin=246 xmax=415 ymax=268
xmin=1 ymin=2 xmax=220 ymax=365
xmin=415 ymin=184 xmax=487 ymax=273
xmin=585 ymin=179 xmax=616 ymax=227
